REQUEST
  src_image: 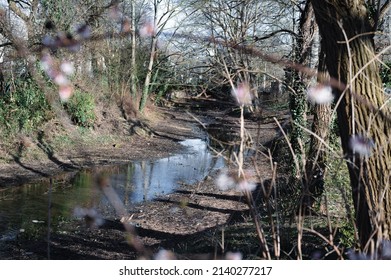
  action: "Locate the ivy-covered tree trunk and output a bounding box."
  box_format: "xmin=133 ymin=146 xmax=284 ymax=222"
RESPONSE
xmin=289 ymin=2 xmax=316 ymax=182
xmin=304 ymin=42 xmax=332 ymax=209
xmin=312 ymin=0 xmax=391 ymax=249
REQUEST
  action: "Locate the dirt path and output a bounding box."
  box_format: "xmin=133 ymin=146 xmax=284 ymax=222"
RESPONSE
xmin=0 ymin=99 xmax=286 ymax=259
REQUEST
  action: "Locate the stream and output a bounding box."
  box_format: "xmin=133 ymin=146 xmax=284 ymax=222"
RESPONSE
xmin=0 ymin=138 xmax=224 ymax=244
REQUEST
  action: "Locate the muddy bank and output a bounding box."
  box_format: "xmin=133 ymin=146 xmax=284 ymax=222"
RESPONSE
xmin=0 ymin=106 xmax=204 ymax=188
xmin=0 ymin=100 xmax=286 ymax=260
xmin=0 ymin=98 xmax=285 ymax=188
xmin=1 ymin=171 xmax=267 ymax=260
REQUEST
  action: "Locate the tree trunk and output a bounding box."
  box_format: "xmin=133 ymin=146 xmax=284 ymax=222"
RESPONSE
xmin=312 ymin=0 xmax=391 ymax=249
xmin=304 ymin=42 xmax=332 ymax=210
xmin=289 ymin=2 xmax=316 ymax=182
xmin=139 ymin=0 xmax=159 ymax=112
xmin=139 ymin=35 xmax=157 ymax=112
xmin=130 ymin=0 xmax=138 ymax=98
xmin=0 ymin=69 xmax=4 ymax=93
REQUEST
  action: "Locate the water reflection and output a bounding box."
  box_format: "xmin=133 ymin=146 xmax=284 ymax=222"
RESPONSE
xmin=111 ymin=139 xmax=224 ymax=203
xmin=0 ymin=138 xmax=224 ymax=242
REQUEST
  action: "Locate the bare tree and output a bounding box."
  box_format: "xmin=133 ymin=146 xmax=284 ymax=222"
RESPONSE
xmin=139 ymin=0 xmax=180 ymax=112
xmin=200 ymin=0 xmax=262 ymax=94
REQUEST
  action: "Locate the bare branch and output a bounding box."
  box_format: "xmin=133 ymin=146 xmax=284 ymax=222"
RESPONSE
xmin=9 ymin=1 xmax=29 ymax=22
xmin=0 ymin=42 xmax=13 ymax=48
xmin=86 ymin=0 xmax=122 ymax=25
xmin=379 ymin=0 xmax=391 ymax=20
xmin=254 ymin=29 xmax=298 ymax=41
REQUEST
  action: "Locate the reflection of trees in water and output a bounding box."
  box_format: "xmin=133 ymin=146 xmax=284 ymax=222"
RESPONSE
xmin=0 ymin=170 xmax=100 ymax=240
xmin=123 ymin=164 xmax=135 ymax=207
xmin=0 ymin=139 xmax=223 ymax=241
xmin=129 ymin=139 xmax=224 ymax=203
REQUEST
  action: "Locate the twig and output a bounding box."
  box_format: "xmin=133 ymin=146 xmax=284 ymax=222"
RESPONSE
xmin=303 ymin=227 xmax=344 ymax=259
xmin=274 ymin=117 xmax=301 ymax=178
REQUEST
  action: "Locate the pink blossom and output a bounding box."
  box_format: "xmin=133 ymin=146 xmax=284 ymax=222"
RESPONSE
xmin=237 ymin=180 xmax=257 ymax=192
xmin=60 ymin=61 xmax=74 ymax=76
xmin=59 ymin=85 xmax=73 ymax=102
xmin=41 ymin=53 xmax=75 ymax=102
xmin=154 ymin=249 xmax=176 ymax=260
xmin=307 ymin=84 xmax=334 ymax=105
xmin=225 ymin=251 xmax=243 ymax=260
xmin=40 ymin=53 xmax=53 ymax=73
xmin=216 ymin=170 xmax=236 ymax=191
xmin=232 ymin=83 xmax=252 ymax=106
xmin=216 ymin=169 xmax=257 ymax=192
xmin=53 ymin=73 xmax=69 ymax=86
xmin=139 ymin=22 xmax=156 ymax=37
xmin=41 ymin=54 xmax=74 ymax=82
xmin=121 ymin=19 xmax=131 ymax=33
xmin=349 ymin=135 xmax=374 ymax=157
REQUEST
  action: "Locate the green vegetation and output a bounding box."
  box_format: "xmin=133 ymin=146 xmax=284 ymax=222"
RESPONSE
xmin=0 ymin=77 xmax=51 ymax=135
xmin=1 ymin=0 xmax=391 ymax=261
xmin=64 ymin=90 xmax=96 ymax=128
xmin=380 ymin=61 xmax=391 ymax=87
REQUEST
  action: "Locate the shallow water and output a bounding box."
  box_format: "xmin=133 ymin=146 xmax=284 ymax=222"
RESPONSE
xmin=0 ymin=138 xmax=224 ymax=243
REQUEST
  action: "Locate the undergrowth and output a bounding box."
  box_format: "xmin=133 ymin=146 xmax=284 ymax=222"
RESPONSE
xmin=64 ymin=90 xmax=96 ymax=128
xmin=0 ymin=77 xmax=51 ymax=135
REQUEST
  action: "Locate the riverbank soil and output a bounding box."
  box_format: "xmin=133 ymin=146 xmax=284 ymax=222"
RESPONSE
xmin=0 ymin=103 xmax=202 ymax=187
xmin=0 ymin=97 xmax=293 ymax=260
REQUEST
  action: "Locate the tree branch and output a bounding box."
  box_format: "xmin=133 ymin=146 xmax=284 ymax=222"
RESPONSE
xmin=9 ymin=1 xmax=29 ymax=22
xmin=254 ymin=29 xmax=298 ymax=42
xmin=86 ymin=0 xmax=122 ymax=25
xmin=379 ymin=0 xmax=391 ymax=20
xmin=0 ymin=42 xmax=13 ymax=48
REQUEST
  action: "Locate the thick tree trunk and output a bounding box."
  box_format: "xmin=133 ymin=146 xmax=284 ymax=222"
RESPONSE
xmin=312 ymin=0 xmax=391 ymax=249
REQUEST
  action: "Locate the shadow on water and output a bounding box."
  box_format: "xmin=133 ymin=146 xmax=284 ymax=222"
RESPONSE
xmin=0 ymin=138 xmax=224 ymax=246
